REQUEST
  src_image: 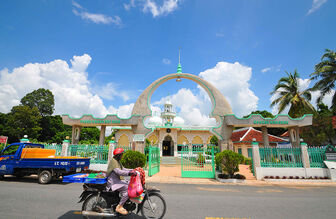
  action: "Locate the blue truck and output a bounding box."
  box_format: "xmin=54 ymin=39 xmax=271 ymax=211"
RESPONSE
xmin=0 ymin=143 xmax=90 ymax=184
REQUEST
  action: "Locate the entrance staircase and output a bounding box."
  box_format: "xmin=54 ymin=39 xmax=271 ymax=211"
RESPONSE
xmin=160 ymin=156 xmax=181 ymax=165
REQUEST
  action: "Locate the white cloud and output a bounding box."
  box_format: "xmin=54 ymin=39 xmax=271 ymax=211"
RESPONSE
xmin=261 ymin=65 xmax=281 ymax=73
xmin=0 ymin=54 xmax=132 ymax=118
xmin=216 ymin=32 xmax=225 ymax=38
xmin=124 ymin=0 xmax=136 ymax=11
xmin=94 ymin=82 xmax=130 ymax=102
xmin=143 ymin=0 xmax=179 ymax=17
xmin=72 ymin=1 xmax=122 ymax=25
xmin=307 ymin=0 xmax=328 ymax=15
xmin=108 ymin=103 xmax=134 ymax=119
xmin=261 ymin=67 xmax=271 ymax=73
xmin=162 ymin=58 xmax=171 ymax=65
xmin=199 ymin=61 xmax=259 ymax=117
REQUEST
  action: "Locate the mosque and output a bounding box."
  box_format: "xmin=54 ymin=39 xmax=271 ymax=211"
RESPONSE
xmin=62 ymin=56 xmax=312 ymax=158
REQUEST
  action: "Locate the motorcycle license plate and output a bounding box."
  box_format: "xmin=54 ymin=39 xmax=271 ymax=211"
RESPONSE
xmin=76 ymin=168 xmax=81 ymax=172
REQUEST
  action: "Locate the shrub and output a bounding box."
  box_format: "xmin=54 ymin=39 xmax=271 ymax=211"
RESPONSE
xmin=215 ymin=150 xmax=244 ymax=178
xmin=270 ymin=176 xmax=274 ymax=179
xmin=121 ymin=150 xmax=146 ymax=169
xmin=282 ymin=176 xmax=287 ymax=179
xmin=289 ymin=176 xmax=293 ymax=179
xmin=244 ymin=158 xmax=252 ymax=165
xmin=234 ymin=174 xmax=246 ymax=180
xmin=275 ymin=176 xmax=280 ymax=179
xmin=264 ymin=176 xmax=269 ymax=179
xmin=218 ymin=173 xmax=230 ymax=179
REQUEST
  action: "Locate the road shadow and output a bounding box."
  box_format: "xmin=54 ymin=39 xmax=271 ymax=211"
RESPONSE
xmin=58 ymin=210 xmax=146 ymax=219
xmin=0 ymin=175 xmax=71 ymax=185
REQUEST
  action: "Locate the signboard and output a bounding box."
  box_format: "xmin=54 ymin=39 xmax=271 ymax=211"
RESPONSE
xmin=325 ymin=145 xmax=336 ymax=161
xmin=133 ymin=134 xmax=145 ymax=142
xmin=0 ymin=136 xmax=8 ymax=144
xmin=253 ymin=120 xmax=289 ymax=125
xmin=80 ymin=119 xmax=121 ymax=124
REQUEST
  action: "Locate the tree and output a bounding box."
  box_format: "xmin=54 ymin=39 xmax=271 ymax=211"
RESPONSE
xmin=301 ymin=103 xmax=335 ymax=145
xmin=310 ymin=49 xmax=336 ymax=113
xmin=39 ymin=115 xmax=71 ymax=143
xmin=79 ymin=127 xmax=100 ymax=144
xmin=210 ymin=135 xmax=218 ymax=146
xmin=243 ymin=110 xmax=274 ymax=118
xmin=6 ymin=105 xmax=42 ymax=142
xmin=20 ymin=88 xmax=55 ymax=116
xmin=270 ymin=70 xmax=316 ymax=118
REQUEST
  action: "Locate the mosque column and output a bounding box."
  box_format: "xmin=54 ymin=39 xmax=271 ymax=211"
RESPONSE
xmin=99 ymin=125 xmax=106 ymax=146
xmin=72 ymin=125 xmax=82 ymax=144
xmin=295 ymin=126 xmax=301 ymax=148
xmin=288 ymin=127 xmax=296 ymax=147
xmin=261 ymin=126 xmax=270 ymax=148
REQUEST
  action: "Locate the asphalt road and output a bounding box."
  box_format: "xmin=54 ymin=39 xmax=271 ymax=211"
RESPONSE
xmin=0 ymin=176 xmax=336 ymax=219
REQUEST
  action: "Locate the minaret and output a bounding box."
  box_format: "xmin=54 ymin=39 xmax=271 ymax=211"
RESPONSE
xmin=161 ymin=99 xmax=176 ymax=126
xmin=177 ymin=48 xmax=182 ymax=73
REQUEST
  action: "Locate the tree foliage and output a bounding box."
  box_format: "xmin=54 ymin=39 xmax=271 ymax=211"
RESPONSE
xmin=310 ymin=49 xmax=336 ymax=113
xmin=20 ymin=88 xmax=55 ymax=116
xmin=215 ymin=150 xmax=245 ymax=177
xmin=301 ymin=103 xmax=336 ymax=145
xmin=6 ymin=105 xmax=42 ymax=142
xmin=270 ymin=70 xmax=316 ymax=118
xmin=210 ymin=135 xmax=218 ymax=146
xmin=79 ymin=127 xmax=100 ymax=144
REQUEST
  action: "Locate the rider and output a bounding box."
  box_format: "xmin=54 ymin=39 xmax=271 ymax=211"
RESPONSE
xmin=106 ymin=148 xmax=136 ymax=215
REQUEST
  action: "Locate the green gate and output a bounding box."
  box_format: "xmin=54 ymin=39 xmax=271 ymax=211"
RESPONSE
xmin=181 ymin=147 xmax=215 ymax=178
xmin=148 ymin=146 xmax=160 ymax=177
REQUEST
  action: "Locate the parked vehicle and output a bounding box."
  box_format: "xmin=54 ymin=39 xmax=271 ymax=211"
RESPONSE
xmin=0 ymin=143 xmax=90 ymax=184
xmin=78 ymin=181 xmax=166 ymax=219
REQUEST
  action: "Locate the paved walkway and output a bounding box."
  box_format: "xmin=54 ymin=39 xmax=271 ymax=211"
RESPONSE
xmin=90 ymin=164 xmax=336 ymax=186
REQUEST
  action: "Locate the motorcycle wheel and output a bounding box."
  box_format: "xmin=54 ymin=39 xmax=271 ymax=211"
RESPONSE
xmin=141 ymin=193 xmax=167 ymax=219
xmin=82 ymin=194 xmax=108 ymax=219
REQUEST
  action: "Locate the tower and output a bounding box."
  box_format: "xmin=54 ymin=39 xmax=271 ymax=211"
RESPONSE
xmin=161 ymin=99 xmax=176 ymax=126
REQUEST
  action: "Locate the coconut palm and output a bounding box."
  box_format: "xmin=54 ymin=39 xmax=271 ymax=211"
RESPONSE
xmin=270 ymin=70 xmax=315 ymax=118
xmin=310 ymin=49 xmax=336 ymax=112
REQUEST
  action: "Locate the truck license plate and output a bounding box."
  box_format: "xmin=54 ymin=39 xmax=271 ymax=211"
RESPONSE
xmin=76 ymin=168 xmax=81 ymax=173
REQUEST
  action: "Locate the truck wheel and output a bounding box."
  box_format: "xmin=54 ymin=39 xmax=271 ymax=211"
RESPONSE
xmin=0 ymin=175 xmax=4 ymax=180
xmin=38 ymin=170 xmax=52 ymax=184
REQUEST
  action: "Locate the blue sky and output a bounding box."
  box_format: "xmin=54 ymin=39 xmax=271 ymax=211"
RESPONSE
xmin=0 ymin=0 xmax=335 ymax=126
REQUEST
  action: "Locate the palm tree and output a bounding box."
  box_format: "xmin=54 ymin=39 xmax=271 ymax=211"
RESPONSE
xmin=310 ymin=49 xmax=336 ymax=112
xmin=270 ymin=70 xmax=315 ymax=118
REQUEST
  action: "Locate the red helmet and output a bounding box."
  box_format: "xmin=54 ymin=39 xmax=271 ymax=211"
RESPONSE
xmin=113 ymin=148 xmax=124 ymax=156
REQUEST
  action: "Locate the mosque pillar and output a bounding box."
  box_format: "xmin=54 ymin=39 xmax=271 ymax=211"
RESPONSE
xmin=99 ymin=125 xmax=106 ymax=146
xmin=261 ymin=126 xmax=270 ymax=148
xmin=71 ymin=125 xmax=82 ymax=144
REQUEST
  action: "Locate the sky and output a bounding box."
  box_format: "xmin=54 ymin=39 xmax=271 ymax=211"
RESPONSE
xmin=0 ymin=0 xmax=335 ymax=127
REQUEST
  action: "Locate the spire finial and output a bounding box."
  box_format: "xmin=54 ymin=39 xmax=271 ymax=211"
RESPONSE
xmin=179 ymin=47 xmax=181 ymax=64
xmin=177 ymin=48 xmax=182 ymax=74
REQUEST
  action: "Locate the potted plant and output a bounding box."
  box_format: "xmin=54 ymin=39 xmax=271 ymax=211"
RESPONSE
xmin=197 ymin=153 xmax=205 ymax=167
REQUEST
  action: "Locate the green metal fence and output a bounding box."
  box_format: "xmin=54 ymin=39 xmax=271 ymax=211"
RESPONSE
xmin=259 ymin=147 xmax=303 ymax=167
xmin=206 ymin=144 xmax=220 ymax=154
xmin=118 ymin=145 xmax=132 ymax=151
xmin=307 ymin=147 xmax=327 ymax=168
xmin=44 ymin=144 xmax=62 ymax=156
xmin=181 ymin=147 xmax=215 ymax=178
xmin=68 ymin=144 xmax=109 ymax=164
xmin=148 ymin=146 xmax=160 ymax=177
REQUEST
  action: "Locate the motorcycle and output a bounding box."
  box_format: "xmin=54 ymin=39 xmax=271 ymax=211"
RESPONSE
xmin=79 ymin=182 xmax=167 ymax=219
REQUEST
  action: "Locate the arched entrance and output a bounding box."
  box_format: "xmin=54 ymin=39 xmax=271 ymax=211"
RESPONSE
xmin=162 ymin=135 xmax=174 ymax=156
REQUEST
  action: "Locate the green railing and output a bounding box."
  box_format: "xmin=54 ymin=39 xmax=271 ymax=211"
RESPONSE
xmin=181 ymin=147 xmax=215 ymax=178
xmin=307 ymin=147 xmax=327 ymax=168
xmin=259 ymin=147 xmax=303 ymax=168
xmin=207 ymin=144 xmax=220 ymax=154
xmin=68 ymin=144 xmax=109 ymax=164
xmin=177 ymin=144 xmax=189 ymax=154
xmin=117 ymin=145 xmax=132 ymax=151
xmin=44 ymin=144 xmax=62 ymax=156
xmin=148 ymin=146 xmax=160 ymax=177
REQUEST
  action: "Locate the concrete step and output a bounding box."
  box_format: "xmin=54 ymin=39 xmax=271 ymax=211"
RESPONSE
xmin=160 ymin=156 xmax=181 ymax=165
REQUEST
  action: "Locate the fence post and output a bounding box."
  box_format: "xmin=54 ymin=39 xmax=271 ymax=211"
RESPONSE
xmin=252 ymin=141 xmax=261 ymax=180
xmin=148 ymin=146 xmax=152 ymax=177
xmin=61 ymin=140 xmax=70 ymax=156
xmin=300 ymin=142 xmax=310 ymax=168
xmin=108 ymin=140 xmax=116 ymax=164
